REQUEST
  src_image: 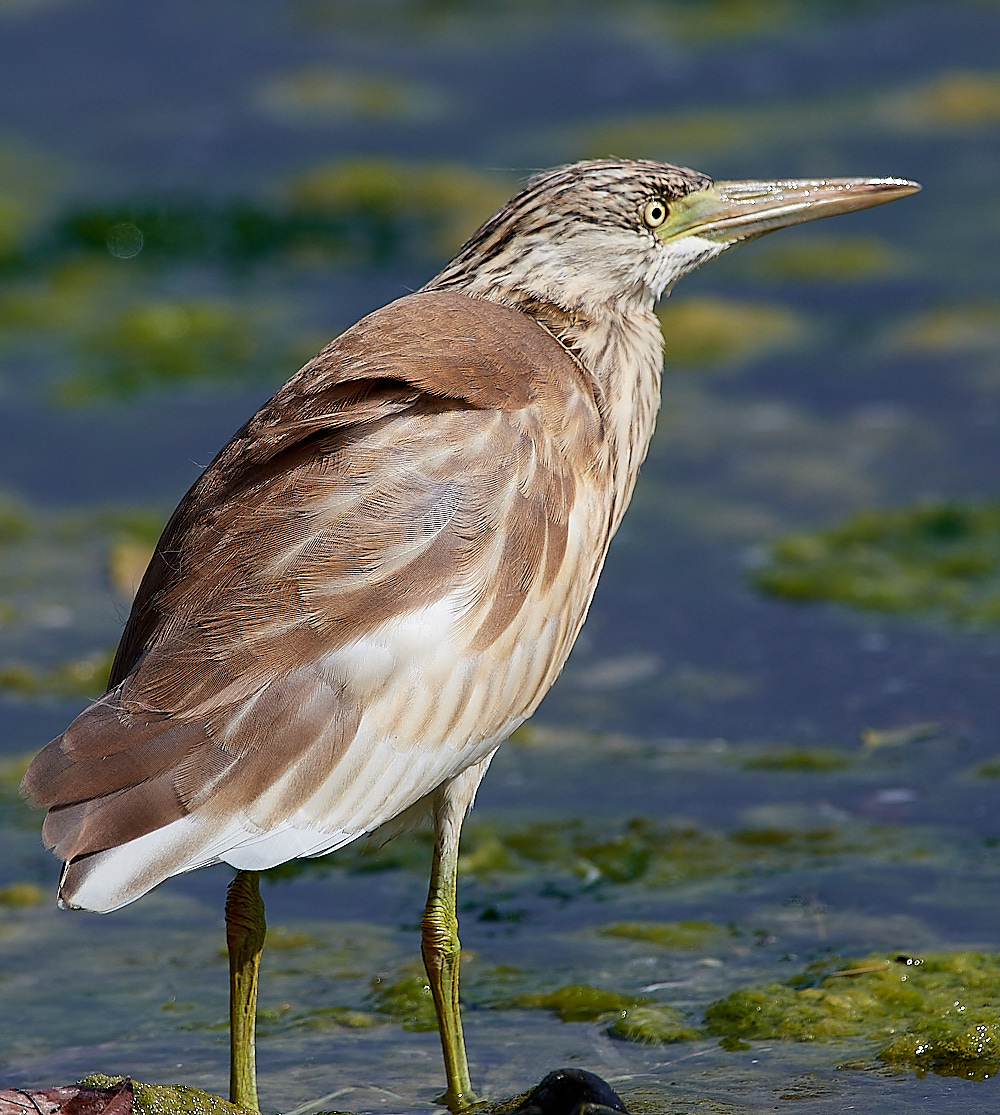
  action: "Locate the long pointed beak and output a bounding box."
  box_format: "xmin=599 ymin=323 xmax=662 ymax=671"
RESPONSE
xmin=658 ymin=177 xmax=921 ymax=245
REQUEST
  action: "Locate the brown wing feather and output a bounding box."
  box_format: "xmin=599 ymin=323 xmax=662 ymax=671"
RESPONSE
xmin=22 ymin=291 xmax=605 ymax=871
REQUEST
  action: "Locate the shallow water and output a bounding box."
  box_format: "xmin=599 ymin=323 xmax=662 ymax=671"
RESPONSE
xmin=1 ymin=1 xmax=999 ymax=1112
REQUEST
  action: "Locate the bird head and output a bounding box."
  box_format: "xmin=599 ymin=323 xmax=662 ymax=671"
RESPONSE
xmin=428 ymin=159 xmax=919 ymax=317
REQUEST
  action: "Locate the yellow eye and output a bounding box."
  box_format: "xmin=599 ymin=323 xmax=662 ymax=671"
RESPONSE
xmin=641 ymin=197 xmax=669 ymax=229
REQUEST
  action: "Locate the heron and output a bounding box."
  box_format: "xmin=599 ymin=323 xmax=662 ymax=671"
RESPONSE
xmin=21 ymin=159 xmax=918 ymax=1112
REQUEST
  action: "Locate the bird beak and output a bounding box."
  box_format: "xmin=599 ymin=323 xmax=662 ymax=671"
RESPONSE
xmin=656 ymin=177 xmax=921 ymax=246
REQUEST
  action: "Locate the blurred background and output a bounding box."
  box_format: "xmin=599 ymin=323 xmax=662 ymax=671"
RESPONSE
xmin=0 ymin=2 xmax=999 ymax=1112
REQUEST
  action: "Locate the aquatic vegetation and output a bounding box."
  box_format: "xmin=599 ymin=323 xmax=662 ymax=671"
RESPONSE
xmin=495 ymin=982 xmax=704 ymax=1044
xmin=502 ymin=983 xmax=651 ymax=1023
xmin=600 ymin=920 xmax=724 ymax=950
xmin=60 ymin=298 xmax=296 ymax=402
xmin=264 ymin=926 xmax=320 ymax=950
xmin=740 ymin=235 xmax=900 ymax=281
xmin=705 ymin=952 xmax=1000 ymax=1080
xmin=0 ymin=262 xmax=307 ymax=403
xmin=0 ymin=503 xmax=169 ymax=698
xmin=0 ymin=496 xmax=29 ymax=543
xmin=0 ymin=755 xmax=47 ymax=831
xmin=568 ymin=69 xmax=1000 ymax=174
xmin=294 ymin=0 xmax=901 ymax=47
xmin=881 ymin=71 xmax=1000 ymax=129
xmin=0 ymin=649 xmax=114 ymax=697
xmin=741 ymin=747 xmax=850 ymax=772
xmin=285 ymin=158 xmax=513 ymax=257
xmin=253 ymin=1002 xmax=382 ymax=1036
xmin=283 ymin=1006 xmax=381 ymax=1031
xmin=0 ymin=260 xmax=124 ymax=337
xmin=0 ymin=881 xmax=45 ymax=906
xmin=367 ymin=968 xmax=439 ymax=1031
xmin=607 ymin=1004 xmax=705 ymax=1044
xmin=657 ymin=297 xmax=804 ymax=369
xmin=887 ymin=303 xmax=1000 ymax=356
xmin=44 ymin=158 xmax=511 ymax=272
xmin=107 ymin=538 xmax=155 ymax=599
xmin=860 ymin=722 xmax=940 ymax=749
xmin=80 ymin=1076 xmax=246 ymax=1115
xmin=266 ymin=813 xmax=920 ymax=893
xmin=0 ymin=140 xmax=59 ymax=262
xmin=664 ymin=666 xmax=755 ymax=703
xmin=53 ymin=200 xmax=354 ymax=266
xmin=255 ymin=65 xmax=448 ymax=123
xmin=753 ymin=503 xmax=1000 ymax=624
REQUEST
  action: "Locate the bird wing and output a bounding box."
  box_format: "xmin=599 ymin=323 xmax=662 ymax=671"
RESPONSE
xmin=22 ymin=291 xmax=608 ymax=908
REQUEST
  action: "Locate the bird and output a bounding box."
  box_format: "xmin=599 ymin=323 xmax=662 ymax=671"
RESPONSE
xmin=21 ymin=159 xmax=919 ymax=1112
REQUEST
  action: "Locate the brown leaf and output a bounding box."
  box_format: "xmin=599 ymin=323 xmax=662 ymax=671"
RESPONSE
xmin=0 ymin=1078 xmax=133 ymax=1115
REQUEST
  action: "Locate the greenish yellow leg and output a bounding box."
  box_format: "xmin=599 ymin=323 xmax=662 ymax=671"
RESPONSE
xmin=226 ymin=869 xmax=266 ymax=1112
xmin=422 ymin=786 xmax=478 ymax=1112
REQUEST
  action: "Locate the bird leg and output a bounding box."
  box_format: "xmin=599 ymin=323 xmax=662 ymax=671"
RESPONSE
xmin=226 ymin=869 xmax=266 ymax=1112
xmin=421 ymin=765 xmax=487 ymax=1112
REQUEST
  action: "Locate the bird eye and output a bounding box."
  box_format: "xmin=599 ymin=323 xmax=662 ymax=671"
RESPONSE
xmin=641 ymin=198 xmax=669 ymax=229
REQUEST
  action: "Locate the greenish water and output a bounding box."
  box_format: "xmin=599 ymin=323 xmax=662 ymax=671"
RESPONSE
xmin=1 ymin=1 xmax=999 ymax=1112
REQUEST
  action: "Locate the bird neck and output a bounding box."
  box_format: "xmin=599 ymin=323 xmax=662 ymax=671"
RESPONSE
xmin=476 ymin=287 xmax=666 ymax=536
xmin=562 ymin=300 xmax=664 ymax=534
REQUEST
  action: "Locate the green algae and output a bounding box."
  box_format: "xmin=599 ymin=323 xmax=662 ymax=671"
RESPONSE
xmin=739 ymin=235 xmax=900 ymax=282
xmin=0 ymin=157 xmax=518 ymax=403
xmin=366 ymin=968 xmax=439 ymax=1031
xmin=252 ymin=1002 xmax=382 ymax=1036
xmin=495 ymin=982 xmax=705 ymax=1045
xmin=265 ymin=926 xmax=320 ymax=950
xmin=0 ymin=648 xmax=114 ymax=697
xmin=285 ymin=158 xmax=512 ymax=257
xmin=293 ymin=0 xmax=893 ymax=47
xmin=503 ymin=983 xmax=651 ymax=1023
xmin=40 ymin=157 xmax=510 ymax=272
xmin=0 ymin=881 xmax=45 ymax=906
xmin=753 ymin=503 xmax=1000 ymax=625
xmin=255 ymin=65 xmax=448 ymax=124
xmin=879 ymin=70 xmax=1000 ymax=129
xmin=267 ymin=813 xmax=922 ymax=899
xmin=740 ymin=748 xmax=850 ymax=772
xmin=704 ymin=952 xmax=1000 ymax=1079
xmin=888 ymin=303 xmax=1000 ymax=361
xmin=0 ymin=259 xmax=124 ymax=336
xmin=860 ymin=721 xmax=940 ymax=749
xmin=59 ymin=298 xmax=301 ymax=403
xmin=600 ymin=920 xmax=724 ymax=950
xmin=0 ymin=497 xmax=30 ymax=544
xmin=657 ymin=296 xmax=803 ymax=370
xmin=0 ymin=754 xmax=49 ymax=830
xmin=973 ymin=757 xmax=1000 ymax=778
xmin=0 ymin=500 xmax=171 ymax=697
xmin=607 ymin=1004 xmax=706 ymax=1044
xmin=79 ymin=1075 xmax=250 ymax=1115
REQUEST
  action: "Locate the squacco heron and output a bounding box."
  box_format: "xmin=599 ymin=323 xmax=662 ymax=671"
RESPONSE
xmin=22 ymin=159 xmax=918 ymax=1111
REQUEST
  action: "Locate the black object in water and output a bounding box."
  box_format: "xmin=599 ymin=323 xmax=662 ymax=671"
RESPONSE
xmin=513 ymin=1068 xmax=629 ymax=1115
